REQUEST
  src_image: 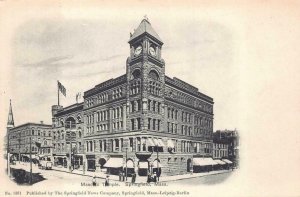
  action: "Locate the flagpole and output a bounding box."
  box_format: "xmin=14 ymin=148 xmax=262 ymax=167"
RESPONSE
xmin=57 ymin=80 xmax=60 ymax=106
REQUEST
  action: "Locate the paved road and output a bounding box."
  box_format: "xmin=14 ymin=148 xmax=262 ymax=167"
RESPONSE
xmin=10 ymin=163 xmax=119 ymax=187
xmin=10 ymin=162 xmax=234 ymax=186
xmin=168 ymin=171 xmax=234 ymax=185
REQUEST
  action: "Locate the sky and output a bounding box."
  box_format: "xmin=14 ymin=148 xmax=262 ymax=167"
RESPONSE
xmin=3 ymin=11 xmax=239 ymax=131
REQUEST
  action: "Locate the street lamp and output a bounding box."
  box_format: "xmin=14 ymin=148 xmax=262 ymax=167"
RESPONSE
xmin=29 ymin=137 xmax=33 ymax=184
xmin=125 ymin=147 xmax=128 ymax=181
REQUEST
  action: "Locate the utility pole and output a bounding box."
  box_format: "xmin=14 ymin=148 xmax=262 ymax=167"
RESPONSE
xmin=7 ymin=131 xmax=10 ymax=178
xmin=29 ymin=137 xmax=32 ymax=184
xmin=125 ymin=148 xmax=128 ymax=181
xmin=18 ymin=135 xmax=21 ymax=164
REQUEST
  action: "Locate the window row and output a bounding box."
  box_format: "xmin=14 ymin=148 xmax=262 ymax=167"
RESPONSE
xmin=111 ymin=106 xmax=124 ymax=119
xmin=96 ymin=124 xmax=108 ymax=132
xmin=112 ymin=87 xmax=123 ymax=100
xmin=167 ymin=122 xmax=178 ymax=134
xmin=149 ymin=80 xmax=161 ymax=96
xmin=167 ymin=107 xmax=178 ymax=120
xmin=148 ymin=99 xmax=161 ymax=113
xmin=194 ymin=116 xmax=213 ymax=129
xmin=113 ymin=121 xmax=123 ymax=130
xmin=148 ymin=118 xmax=161 ymax=131
xmin=130 ymin=100 xmax=141 ymax=112
xmin=181 ymin=125 xmax=193 ymax=136
xmin=129 ymin=80 xmax=141 ymax=95
xmin=53 ymin=143 xmax=65 ymax=152
xmin=131 ymin=118 xmax=141 ymax=131
xmin=182 ymin=111 xmax=192 ymax=123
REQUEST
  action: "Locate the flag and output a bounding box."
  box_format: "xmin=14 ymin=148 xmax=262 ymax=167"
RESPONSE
xmin=58 ymin=81 xmax=66 ymax=96
xmin=76 ymin=92 xmax=81 ymax=103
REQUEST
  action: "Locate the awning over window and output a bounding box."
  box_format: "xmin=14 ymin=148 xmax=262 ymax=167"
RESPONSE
xmin=147 ymin=138 xmax=155 ymax=146
xmin=125 ymin=160 xmax=134 ymax=168
xmin=152 ymin=160 xmax=163 ymax=168
xmin=193 ymin=158 xmax=218 ymax=166
xmin=153 ymin=139 xmax=165 ymax=147
xmin=167 ymin=140 xmax=175 ymax=149
xmin=104 ymin=158 xmax=123 ymax=168
xmin=214 ymin=159 xmax=226 ymax=165
xmin=222 ymin=159 xmax=233 ymax=164
xmin=138 ymin=161 xmax=149 ymax=169
xmin=158 ymin=139 xmax=165 ymax=147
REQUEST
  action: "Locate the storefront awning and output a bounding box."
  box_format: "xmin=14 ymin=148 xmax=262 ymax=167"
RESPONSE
xmin=167 ymin=139 xmax=175 ymax=148
xmin=222 ymin=159 xmax=233 ymax=164
xmin=126 ymin=160 xmax=134 ymax=168
xmin=214 ymin=159 xmax=226 ymax=165
xmin=138 ymin=161 xmax=149 ymax=169
xmin=147 ymin=138 xmax=155 ymax=146
xmin=104 ymin=158 xmax=123 ymax=168
xmin=193 ymin=158 xmax=218 ymax=166
xmin=152 ymin=160 xmax=163 ymax=168
xmin=158 ymin=139 xmax=165 ymax=147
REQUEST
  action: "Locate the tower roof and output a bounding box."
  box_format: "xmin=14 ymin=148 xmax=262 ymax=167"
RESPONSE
xmin=7 ymin=99 xmax=14 ymax=128
xmin=129 ymin=17 xmax=163 ymax=44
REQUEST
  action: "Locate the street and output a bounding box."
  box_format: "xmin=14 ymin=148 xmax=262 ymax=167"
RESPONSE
xmin=9 ymin=162 xmax=119 ymax=187
xmin=9 ymin=162 xmax=234 ymax=187
xmin=168 ymin=171 xmax=234 ymax=185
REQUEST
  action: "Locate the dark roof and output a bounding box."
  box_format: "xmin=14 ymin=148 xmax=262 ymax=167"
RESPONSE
xmin=55 ymin=102 xmax=84 ymax=117
xmin=10 ymin=123 xmax=52 ymax=130
xmin=129 ymin=18 xmax=163 ymax=44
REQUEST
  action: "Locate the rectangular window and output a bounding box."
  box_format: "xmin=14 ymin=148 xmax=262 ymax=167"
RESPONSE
xmin=148 ymin=118 xmax=151 ymax=130
xmin=129 ymin=138 xmax=133 ymax=151
xmin=137 ymin=118 xmax=141 ymax=130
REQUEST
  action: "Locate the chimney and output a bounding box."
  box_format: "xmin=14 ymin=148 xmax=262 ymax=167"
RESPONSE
xmin=40 ymin=121 xmax=44 ymax=124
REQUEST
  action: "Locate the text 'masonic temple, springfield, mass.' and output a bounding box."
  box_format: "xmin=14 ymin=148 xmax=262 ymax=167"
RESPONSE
xmin=8 ymin=18 xmax=218 ymax=177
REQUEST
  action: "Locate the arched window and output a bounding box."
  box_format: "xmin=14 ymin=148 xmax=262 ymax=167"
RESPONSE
xmin=65 ymin=117 xmax=76 ymax=129
xmin=77 ymin=115 xmax=82 ymax=123
xmin=132 ymin=69 xmax=141 ymax=79
xmin=149 ymin=70 xmax=159 ymax=80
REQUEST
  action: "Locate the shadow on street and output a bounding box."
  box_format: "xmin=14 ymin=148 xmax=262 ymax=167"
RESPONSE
xmin=10 ymin=168 xmax=46 ymax=185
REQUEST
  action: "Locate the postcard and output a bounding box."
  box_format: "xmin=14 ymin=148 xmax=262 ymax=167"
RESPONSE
xmin=0 ymin=1 xmax=299 ymax=197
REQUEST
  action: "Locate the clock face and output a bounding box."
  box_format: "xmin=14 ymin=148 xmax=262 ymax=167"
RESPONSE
xmin=134 ymin=45 xmax=142 ymax=56
xmin=149 ymin=46 xmax=156 ymax=56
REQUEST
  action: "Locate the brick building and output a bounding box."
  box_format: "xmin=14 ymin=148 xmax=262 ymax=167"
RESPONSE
xmin=7 ymin=120 xmax=52 ymax=162
xmin=214 ymin=129 xmax=239 ymax=167
xmin=49 ymin=18 xmax=215 ymax=176
xmin=51 ymin=103 xmax=84 ymax=170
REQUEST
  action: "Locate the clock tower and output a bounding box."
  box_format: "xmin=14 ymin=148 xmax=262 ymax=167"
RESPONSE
xmin=126 ymin=17 xmax=166 ymax=133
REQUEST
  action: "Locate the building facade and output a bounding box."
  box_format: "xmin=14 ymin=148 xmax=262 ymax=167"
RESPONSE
xmin=51 ymin=103 xmax=84 ymax=170
xmin=7 ymin=18 xmax=216 ymax=176
xmin=8 ymin=122 xmax=52 ymax=162
xmin=212 ymin=138 xmax=229 ymax=159
xmin=51 ymin=18 xmax=214 ymax=176
xmin=214 ymin=129 xmax=239 ymax=167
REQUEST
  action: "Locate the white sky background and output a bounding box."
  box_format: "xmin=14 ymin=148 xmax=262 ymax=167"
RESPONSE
xmin=1 ymin=1 xmax=300 ymax=196
xmin=4 ymin=8 xmax=239 ymax=130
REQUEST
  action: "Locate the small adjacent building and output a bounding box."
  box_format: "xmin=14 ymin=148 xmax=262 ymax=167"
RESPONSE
xmin=213 ymin=129 xmax=239 ymax=167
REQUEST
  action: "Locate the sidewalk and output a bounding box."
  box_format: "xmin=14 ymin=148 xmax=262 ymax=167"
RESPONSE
xmin=51 ymin=165 xmax=231 ymax=183
xmin=11 ymin=162 xmax=232 ymax=183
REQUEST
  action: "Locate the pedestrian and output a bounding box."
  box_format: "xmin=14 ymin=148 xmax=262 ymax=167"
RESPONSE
xmin=157 ymin=169 xmax=161 ymax=182
xmin=105 ymin=175 xmax=109 ymax=186
xmin=119 ymin=170 xmax=122 ymax=181
xmin=92 ymin=176 xmax=97 ymax=186
xmin=131 ymin=172 xmax=136 ymax=183
xmin=147 ymin=171 xmax=151 ymax=183
xmin=153 ymin=172 xmax=157 ymax=183
xmin=122 ymin=170 xmax=125 ymax=181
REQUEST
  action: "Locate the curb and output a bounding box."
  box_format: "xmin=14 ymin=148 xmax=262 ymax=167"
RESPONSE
xmin=159 ymin=170 xmax=232 ymax=183
xmin=51 ymin=167 xmax=232 ymax=183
